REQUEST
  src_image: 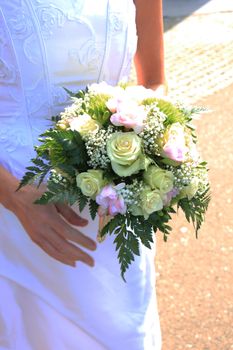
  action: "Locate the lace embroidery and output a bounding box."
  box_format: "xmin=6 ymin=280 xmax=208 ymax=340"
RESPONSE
xmin=52 ymin=85 xmax=70 ymax=106
xmin=69 ymin=39 xmax=104 ymax=71
xmin=0 ymin=127 xmax=27 ymax=153
xmin=35 ymin=5 xmax=67 ymax=38
xmin=109 ymin=12 xmax=126 ymax=34
xmin=9 ymin=6 xmax=33 ymax=40
xmin=0 ymin=0 xmax=137 ymax=150
xmin=0 ymin=15 xmax=18 ymax=85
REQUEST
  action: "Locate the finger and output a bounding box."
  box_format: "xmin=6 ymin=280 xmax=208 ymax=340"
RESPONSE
xmin=53 ymin=216 xmax=97 ymax=251
xmin=36 ymin=237 xmax=76 ymax=267
xmin=55 ymin=203 xmax=88 ymax=226
xmin=46 ymin=228 xmax=95 ymax=267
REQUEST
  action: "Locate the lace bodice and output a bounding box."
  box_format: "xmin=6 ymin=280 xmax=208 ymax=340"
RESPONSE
xmin=0 ymin=0 xmax=137 ymax=177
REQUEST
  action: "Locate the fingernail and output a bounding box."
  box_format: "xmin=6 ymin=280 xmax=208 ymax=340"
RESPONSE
xmin=89 ymin=260 xmax=95 ymax=267
xmin=91 ymin=241 xmax=97 ymax=250
xmin=80 ymin=219 xmax=88 ymax=226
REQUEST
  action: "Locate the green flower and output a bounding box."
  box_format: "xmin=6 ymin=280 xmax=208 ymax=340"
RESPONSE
xmin=76 ymin=170 xmax=106 ymax=199
xmin=143 ymin=166 xmax=174 ymax=194
xmin=179 ymin=178 xmax=199 ymax=200
xmin=130 ymin=186 xmax=163 ymax=219
xmin=107 ymin=132 xmax=150 ymax=177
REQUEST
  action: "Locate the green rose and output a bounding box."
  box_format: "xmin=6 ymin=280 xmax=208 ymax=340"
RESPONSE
xmin=143 ymin=166 xmax=174 ymax=194
xmin=130 ymin=186 xmax=163 ymax=219
xmin=76 ymin=170 xmax=105 ymax=199
xmin=107 ymin=132 xmax=150 ymax=177
xmin=179 ymin=178 xmax=199 ymax=200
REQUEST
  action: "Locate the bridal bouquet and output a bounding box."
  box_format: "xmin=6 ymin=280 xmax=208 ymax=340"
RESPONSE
xmin=19 ymin=82 xmax=210 ymax=279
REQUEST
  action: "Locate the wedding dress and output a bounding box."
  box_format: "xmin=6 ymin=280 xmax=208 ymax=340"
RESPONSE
xmin=0 ymin=1 xmax=162 ymax=349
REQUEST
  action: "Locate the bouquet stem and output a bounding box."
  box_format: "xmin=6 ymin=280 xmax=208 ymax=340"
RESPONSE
xmin=97 ymin=215 xmax=112 ymax=243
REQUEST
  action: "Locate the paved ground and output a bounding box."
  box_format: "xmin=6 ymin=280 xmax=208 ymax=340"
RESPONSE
xmin=156 ymin=85 xmax=233 ymax=350
xmin=163 ymin=13 xmax=233 ymax=103
xmin=153 ymin=4 xmax=233 ymax=350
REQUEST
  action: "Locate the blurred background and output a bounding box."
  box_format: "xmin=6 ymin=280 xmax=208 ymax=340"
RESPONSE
xmin=155 ymin=1 xmax=233 ymax=349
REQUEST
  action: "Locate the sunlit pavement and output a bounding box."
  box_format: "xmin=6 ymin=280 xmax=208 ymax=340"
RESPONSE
xmin=154 ymin=2 xmax=233 ymax=349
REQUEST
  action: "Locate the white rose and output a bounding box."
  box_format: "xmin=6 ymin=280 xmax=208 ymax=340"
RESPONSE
xmin=69 ymin=114 xmax=100 ymax=136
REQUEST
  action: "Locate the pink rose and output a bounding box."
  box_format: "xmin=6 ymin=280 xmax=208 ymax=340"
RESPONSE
xmin=162 ymin=123 xmax=188 ymax=162
xmin=110 ymin=99 xmax=146 ymax=134
xmin=163 ymin=143 xmax=186 ymax=162
xmin=96 ymin=184 xmax=127 ymax=216
xmin=106 ymin=98 xmax=118 ymax=113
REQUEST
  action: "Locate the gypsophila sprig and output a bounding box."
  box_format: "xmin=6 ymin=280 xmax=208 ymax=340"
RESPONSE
xmin=85 ymin=125 xmax=116 ymax=169
xmin=139 ymin=103 xmax=166 ymax=156
xmin=19 ymin=82 xmax=210 ymax=280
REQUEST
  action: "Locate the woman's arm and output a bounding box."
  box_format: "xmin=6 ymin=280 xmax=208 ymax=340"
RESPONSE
xmin=134 ymin=0 xmax=165 ymax=90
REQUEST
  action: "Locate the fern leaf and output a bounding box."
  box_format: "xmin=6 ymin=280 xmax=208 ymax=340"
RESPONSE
xmin=178 ymin=187 xmax=211 ymax=238
xmin=89 ymin=200 xmax=98 ymax=220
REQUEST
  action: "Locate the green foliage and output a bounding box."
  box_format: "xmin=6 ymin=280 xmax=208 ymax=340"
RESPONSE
xmin=77 ymin=188 xmax=88 ymax=212
xmin=148 ymin=208 xmax=175 ymax=242
xmin=63 ymin=87 xmax=88 ymax=99
xmin=100 ymin=213 xmax=155 ymax=281
xmin=37 ymin=129 xmax=88 ymax=172
xmin=88 ymin=94 xmax=111 ymax=125
xmin=89 ymin=199 xmax=98 ymax=220
xmin=18 ymin=128 xmax=89 ymax=191
xmin=34 ymin=174 xmax=89 ymax=210
xmin=129 ymin=215 xmax=154 ymax=248
xmin=51 ymin=115 xmax=61 ymax=123
xmin=179 ymin=105 xmax=208 ymax=120
xmin=17 ymin=157 xmax=51 ymax=191
xmin=178 ymin=186 xmax=211 ymax=238
xmin=34 ymin=174 xmax=77 ymax=206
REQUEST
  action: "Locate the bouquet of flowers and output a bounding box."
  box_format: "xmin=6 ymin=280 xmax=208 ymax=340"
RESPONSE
xmin=19 ymin=82 xmax=210 ymax=280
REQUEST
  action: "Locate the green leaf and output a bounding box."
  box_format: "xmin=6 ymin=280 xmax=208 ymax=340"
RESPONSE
xmin=89 ymin=200 xmax=98 ymax=220
xmin=161 ymin=158 xmax=181 ymax=167
xmin=77 ymin=188 xmax=88 ymax=212
xmin=17 ymin=171 xmax=40 ymax=191
xmin=99 ymin=213 xmax=155 ymax=281
xmin=17 ymin=156 xmax=51 ymax=190
xmin=130 ymin=215 xmax=154 ymax=249
xmin=148 ymin=208 xmax=173 ymax=242
xmin=178 ymin=186 xmax=211 ymax=238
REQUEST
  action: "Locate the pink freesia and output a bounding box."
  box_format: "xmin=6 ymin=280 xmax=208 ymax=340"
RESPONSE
xmin=96 ymin=185 xmax=117 ymax=208
xmin=163 ymin=188 xmax=179 ymax=206
xmin=109 ymin=99 xmax=146 ymax=134
xmin=96 ymin=184 xmax=127 ymax=216
xmin=109 ymin=196 xmax=126 ymax=216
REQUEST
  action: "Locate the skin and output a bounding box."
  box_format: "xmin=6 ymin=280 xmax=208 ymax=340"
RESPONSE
xmin=134 ymin=0 xmax=166 ymax=92
xmin=0 ymin=0 xmax=165 ymax=267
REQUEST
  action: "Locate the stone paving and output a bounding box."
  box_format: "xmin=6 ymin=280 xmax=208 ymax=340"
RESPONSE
xmin=156 ymin=83 xmax=233 ymax=350
xmin=163 ymin=13 xmax=233 ymax=103
xmin=154 ymin=7 xmax=233 ymax=350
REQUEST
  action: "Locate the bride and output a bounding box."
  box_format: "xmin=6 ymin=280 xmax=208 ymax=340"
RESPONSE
xmin=0 ymin=0 xmax=165 ymax=349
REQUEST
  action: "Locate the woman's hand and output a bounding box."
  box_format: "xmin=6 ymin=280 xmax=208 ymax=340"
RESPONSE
xmin=9 ymin=184 xmax=97 ymax=268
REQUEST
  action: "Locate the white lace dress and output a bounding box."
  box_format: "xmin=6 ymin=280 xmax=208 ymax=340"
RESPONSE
xmin=0 ymin=1 xmax=162 ymax=349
